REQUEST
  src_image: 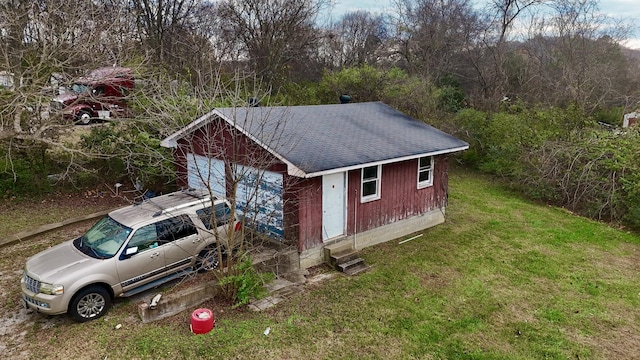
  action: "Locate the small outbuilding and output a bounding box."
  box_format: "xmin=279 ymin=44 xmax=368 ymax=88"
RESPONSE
xmin=161 ymin=102 xmax=468 ymax=268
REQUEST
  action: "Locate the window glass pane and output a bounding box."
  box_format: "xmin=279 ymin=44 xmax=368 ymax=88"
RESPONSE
xmin=197 ymin=204 xmax=231 ymax=230
xmin=418 ymin=156 xmax=433 ymax=187
xmin=362 ymin=180 xmax=377 ymax=197
xmin=81 ymin=216 xmax=131 ymax=252
xmin=361 ymin=165 xmax=380 ymax=200
xmin=196 ymin=207 xmax=213 ymax=229
xmin=363 ymin=166 xmax=378 ymax=180
xmin=157 ymin=215 xmax=196 ymax=242
xmin=215 ymin=203 xmax=231 ymax=225
xmin=128 ymin=224 xmax=159 ymax=252
xmin=173 ymin=216 xmax=197 ymax=238
xmin=419 ymin=171 xmax=430 ymax=183
xmin=419 ymin=157 xmax=431 ymax=169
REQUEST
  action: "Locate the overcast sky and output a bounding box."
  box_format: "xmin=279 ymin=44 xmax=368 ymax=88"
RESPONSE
xmin=329 ymin=0 xmax=640 ymax=48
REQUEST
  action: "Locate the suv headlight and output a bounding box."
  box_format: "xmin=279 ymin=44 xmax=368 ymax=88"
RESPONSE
xmin=40 ymin=283 xmax=64 ymax=295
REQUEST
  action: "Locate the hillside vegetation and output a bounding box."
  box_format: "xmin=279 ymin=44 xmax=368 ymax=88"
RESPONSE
xmin=3 ymin=1 xmax=640 ymax=229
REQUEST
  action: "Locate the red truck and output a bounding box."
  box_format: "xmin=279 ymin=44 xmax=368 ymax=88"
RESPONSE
xmin=52 ymin=67 xmax=134 ymax=125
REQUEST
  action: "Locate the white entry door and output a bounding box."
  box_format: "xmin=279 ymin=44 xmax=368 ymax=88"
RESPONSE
xmin=322 ymin=172 xmax=346 ymax=241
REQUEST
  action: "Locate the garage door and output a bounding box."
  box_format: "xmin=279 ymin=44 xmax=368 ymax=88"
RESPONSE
xmin=235 ymin=165 xmax=283 ymax=239
xmin=187 ymin=154 xmax=225 ymax=197
xmin=186 ymin=155 xmax=284 ymax=240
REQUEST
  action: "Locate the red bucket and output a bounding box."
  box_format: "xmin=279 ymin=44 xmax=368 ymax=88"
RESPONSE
xmin=190 ymin=308 xmax=214 ymax=334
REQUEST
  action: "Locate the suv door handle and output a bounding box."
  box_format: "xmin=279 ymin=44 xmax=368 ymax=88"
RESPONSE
xmin=150 ymin=252 xmax=160 ymax=258
xmin=192 ymin=237 xmax=201 ymax=243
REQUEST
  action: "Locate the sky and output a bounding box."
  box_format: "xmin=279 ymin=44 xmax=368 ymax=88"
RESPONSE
xmin=330 ymin=0 xmax=640 ymax=49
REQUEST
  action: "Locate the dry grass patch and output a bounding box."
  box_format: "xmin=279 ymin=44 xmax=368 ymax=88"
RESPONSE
xmin=569 ymin=323 xmax=640 ymax=359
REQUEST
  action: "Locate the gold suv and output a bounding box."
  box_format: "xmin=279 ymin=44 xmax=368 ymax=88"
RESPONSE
xmin=21 ymin=189 xmax=239 ymax=322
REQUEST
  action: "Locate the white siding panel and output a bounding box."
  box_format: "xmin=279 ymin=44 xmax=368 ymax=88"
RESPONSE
xmin=187 ymin=154 xmax=225 ymax=197
xmin=236 ymin=165 xmax=284 ymax=239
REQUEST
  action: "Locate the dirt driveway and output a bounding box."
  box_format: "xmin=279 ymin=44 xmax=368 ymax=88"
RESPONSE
xmin=1 ymin=221 xmax=87 ymax=358
xmin=0 ymin=192 xmax=308 ymax=359
xmin=0 ymin=193 xmax=130 ymax=359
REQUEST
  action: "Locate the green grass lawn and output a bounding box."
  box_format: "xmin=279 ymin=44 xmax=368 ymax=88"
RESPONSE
xmin=23 ymin=168 xmax=640 ymax=359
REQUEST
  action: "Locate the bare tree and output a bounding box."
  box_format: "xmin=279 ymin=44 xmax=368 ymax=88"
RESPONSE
xmin=126 ymin=0 xmax=197 ymax=61
xmin=391 ymin=0 xmax=483 ymax=83
xmin=111 ymin=72 xmax=305 ymax=301
xmin=539 ymin=0 xmax=633 ymax=111
xmin=464 ymin=0 xmax=548 ymax=106
xmin=0 ymin=0 xmax=146 ymax=190
xmin=487 ymin=0 xmax=547 ymax=44
xmin=490 ymin=0 xmax=638 ymax=111
xmin=215 ymin=0 xmax=327 ymax=86
xmin=321 ymin=10 xmax=389 ymax=69
xmin=120 ymin=0 xmax=220 ymax=82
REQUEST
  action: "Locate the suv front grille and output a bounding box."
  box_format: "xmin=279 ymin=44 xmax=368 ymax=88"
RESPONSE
xmin=24 ymin=274 xmax=40 ymax=294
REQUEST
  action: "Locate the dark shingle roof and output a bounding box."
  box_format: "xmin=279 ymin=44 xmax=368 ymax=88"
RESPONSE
xmin=163 ymin=102 xmax=468 ymax=177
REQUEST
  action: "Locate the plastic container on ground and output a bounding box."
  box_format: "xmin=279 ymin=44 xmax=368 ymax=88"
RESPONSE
xmin=190 ymin=308 xmax=214 ymax=334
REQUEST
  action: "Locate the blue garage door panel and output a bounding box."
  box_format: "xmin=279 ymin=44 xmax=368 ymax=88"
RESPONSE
xmin=236 ymin=165 xmax=283 ymax=239
xmin=187 ymin=154 xmax=225 ymax=197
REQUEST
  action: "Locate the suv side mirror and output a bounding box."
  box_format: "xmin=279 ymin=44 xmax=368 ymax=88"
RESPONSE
xmin=124 ymin=246 xmax=138 ymax=257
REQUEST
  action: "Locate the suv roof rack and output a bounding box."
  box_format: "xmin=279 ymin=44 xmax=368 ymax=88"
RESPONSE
xmin=178 ymin=187 xmax=208 ymax=198
xmin=152 ymin=196 xmax=213 ymax=217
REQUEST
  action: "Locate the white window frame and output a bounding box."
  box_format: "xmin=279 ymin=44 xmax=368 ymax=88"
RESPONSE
xmin=361 ymin=165 xmax=381 ymax=202
xmin=417 ymin=156 xmax=434 ymax=188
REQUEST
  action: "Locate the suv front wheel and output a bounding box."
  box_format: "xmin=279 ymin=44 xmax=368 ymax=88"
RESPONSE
xmin=76 ymin=110 xmax=92 ymax=125
xmin=69 ymin=286 xmax=111 ymax=322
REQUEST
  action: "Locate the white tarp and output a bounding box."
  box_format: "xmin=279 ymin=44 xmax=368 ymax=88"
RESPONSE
xmin=187 ymin=154 xmax=225 ymax=197
xmin=235 ymin=165 xmax=284 ymax=239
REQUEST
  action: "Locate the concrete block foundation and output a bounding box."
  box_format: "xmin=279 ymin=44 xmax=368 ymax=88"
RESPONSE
xmin=300 ymin=208 xmax=445 ymax=269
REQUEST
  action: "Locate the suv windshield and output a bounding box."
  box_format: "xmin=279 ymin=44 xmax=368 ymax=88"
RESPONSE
xmin=74 ymin=216 xmax=132 ymax=259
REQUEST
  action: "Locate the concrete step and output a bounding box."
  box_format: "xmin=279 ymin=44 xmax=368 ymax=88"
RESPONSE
xmin=337 ymin=257 xmax=364 ymax=271
xmin=265 ymin=277 xmax=294 ymax=293
xmin=330 ymin=249 xmax=360 ymax=267
xmin=327 ymin=246 xmax=369 ymax=276
xmin=248 ymin=295 xmax=283 ymax=312
xmin=343 ymin=263 xmax=371 ymax=276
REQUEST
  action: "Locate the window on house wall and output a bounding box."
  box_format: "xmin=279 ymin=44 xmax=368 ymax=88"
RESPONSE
xmin=417 ymin=156 xmax=434 ymax=188
xmin=361 ymin=165 xmax=381 ymax=202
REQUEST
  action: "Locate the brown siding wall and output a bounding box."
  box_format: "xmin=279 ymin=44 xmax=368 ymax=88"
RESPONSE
xmin=346 ymin=156 xmax=449 ymax=235
xmin=174 ymin=147 xmax=189 ymax=189
xmin=290 ymin=177 xmax=323 ymax=252
xmin=176 ymin=120 xmax=283 ymax=176
xmin=294 ymin=156 xmax=449 ymax=251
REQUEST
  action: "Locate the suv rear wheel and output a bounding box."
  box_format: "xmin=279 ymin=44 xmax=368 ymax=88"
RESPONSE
xmin=195 ymin=245 xmax=223 ymax=272
xmin=69 ymin=286 xmax=111 ymax=322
